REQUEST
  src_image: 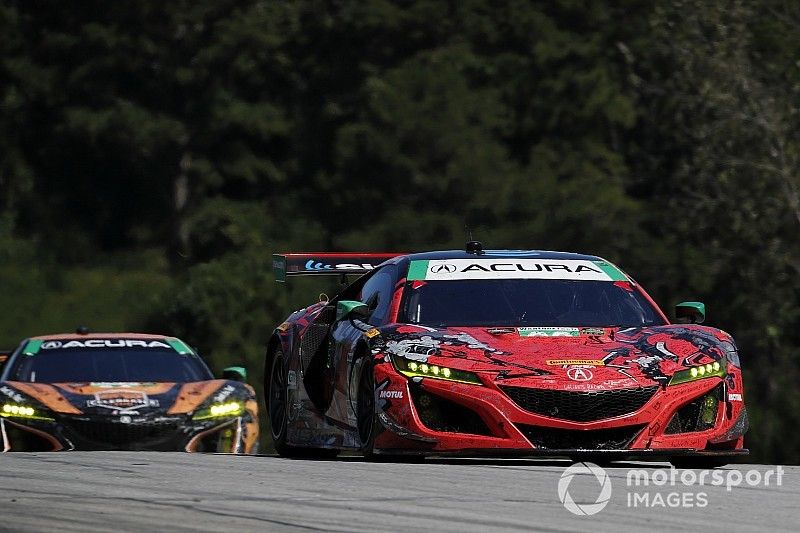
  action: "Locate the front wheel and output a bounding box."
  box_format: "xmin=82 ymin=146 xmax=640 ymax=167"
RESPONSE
xmin=267 ymin=348 xmax=339 ymax=459
xmin=356 ymin=357 xmax=377 ymax=458
xmin=267 ymin=348 xmax=294 ymax=456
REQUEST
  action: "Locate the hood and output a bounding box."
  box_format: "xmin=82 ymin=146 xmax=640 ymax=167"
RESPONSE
xmin=0 ymin=379 xmax=236 ymax=416
xmin=378 ymin=324 xmax=734 ymax=390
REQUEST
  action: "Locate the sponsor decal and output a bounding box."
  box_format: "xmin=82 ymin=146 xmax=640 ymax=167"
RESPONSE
xmin=407 ymin=259 xmax=627 ymax=281
xmin=547 ymin=359 xmax=605 ymax=366
xmin=364 ymin=328 xmax=381 ymax=339
xmin=518 ymin=327 xmax=581 ymax=337
xmin=287 ymin=370 xmax=297 ymax=390
xmin=304 ymin=260 xmax=379 ymax=271
xmin=42 ymin=341 xmax=63 ymax=349
xmin=41 ymin=339 xmax=171 ymax=349
xmin=89 ymin=382 xmax=157 ymax=388
xmin=567 ymin=367 xmax=594 ymax=381
xmin=728 ymin=393 xmax=743 ymax=401
xmin=379 ymin=390 xmax=404 ymax=399
xmin=0 ymin=385 xmax=25 ymax=403
xmin=213 ymin=384 xmax=236 ymax=403
xmin=430 ymin=263 xmax=457 ymax=274
xmin=85 ymin=390 xmax=159 ymax=412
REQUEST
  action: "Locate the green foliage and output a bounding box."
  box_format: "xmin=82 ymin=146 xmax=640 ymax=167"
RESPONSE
xmin=0 ymin=0 xmax=797 ymax=462
xmin=0 ymin=238 xmax=170 ymax=344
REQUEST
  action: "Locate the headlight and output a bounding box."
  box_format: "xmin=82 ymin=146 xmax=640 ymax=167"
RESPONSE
xmin=1 ymin=403 xmax=54 ymax=421
xmin=669 ymin=360 xmax=726 ymax=386
xmin=391 ymin=356 xmax=482 ymax=385
xmin=192 ymin=401 xmax=245 ymax=420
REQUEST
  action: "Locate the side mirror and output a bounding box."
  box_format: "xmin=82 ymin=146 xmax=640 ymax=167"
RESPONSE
xmin=0 ymin=351 xmax=9 ymax=373
xmin=222 ymin=366 xmax=247 ymax=382
xmin=676 ymin=301 xmax=705 ymax=324
xmin=336 ymin=300 xmax=370 ymax=321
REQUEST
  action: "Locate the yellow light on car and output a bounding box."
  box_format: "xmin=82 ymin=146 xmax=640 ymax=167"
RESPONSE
xmin=209 ymin=402 xmax=241 ymax=416
xmin=391 ymin=355 xmax=482 ymax=385
xmin=2 ymin=404 xmax=36 ymax=417
xmin=669 ymin=359 xmax=727 ymax=386
xmin=194 ymin=401 xmax=244 ymax=420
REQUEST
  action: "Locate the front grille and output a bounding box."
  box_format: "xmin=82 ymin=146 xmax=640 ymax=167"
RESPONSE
xmin=410 ymin=386 xmax=493 ymax=436
xmin=517 ymin=424 xmax=646 ymax=450
xmin=500 ymin=385 xmax=659 ymax=422
xmin=62 ymin=418 xmax=184 ymax=450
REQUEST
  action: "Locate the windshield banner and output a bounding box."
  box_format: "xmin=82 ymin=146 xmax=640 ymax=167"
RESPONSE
xmin=407 ymin=259 xmax=628 ymax=281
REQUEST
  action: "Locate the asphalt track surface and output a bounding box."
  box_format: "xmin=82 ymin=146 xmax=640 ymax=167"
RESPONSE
xmin=0 ymin=453 xmax=796 ymax=532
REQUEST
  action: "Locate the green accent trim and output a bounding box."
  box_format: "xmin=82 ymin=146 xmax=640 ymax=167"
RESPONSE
xmin=676 ymin=301 xmax=706 ymax=323
xmin=592 ymin=260 xmax=628 ymax=281
xmin=273 ymin=254 xmax=286 ymax=282
xmin=336 ymin=300 xmax=368 ymax=321
xmin=407 ymin=260 xmax=430 ymax=281
xmin=166 ymin=338 xmax=192 ymax=355
xmin=23 ymin=339 xmax=43 ymax=356
xmin=223 ymin=366 xmax=247 ymax=381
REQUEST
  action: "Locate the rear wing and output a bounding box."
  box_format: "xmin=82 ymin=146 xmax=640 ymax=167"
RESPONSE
xmin=273 ymin=253 xmax=403 ymax=282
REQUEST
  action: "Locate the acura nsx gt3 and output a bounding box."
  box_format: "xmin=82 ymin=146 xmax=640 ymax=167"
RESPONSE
xmin=0 ymin=332 xmax=259 ymax=452
xmin=266 ymin=245 xmax=747 ymax=466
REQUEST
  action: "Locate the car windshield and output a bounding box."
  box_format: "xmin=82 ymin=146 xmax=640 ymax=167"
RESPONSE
xmin=401 ymin=279 xmax=665 ymax=328
xmin=10 ymin=348 xmax=214 ymax=383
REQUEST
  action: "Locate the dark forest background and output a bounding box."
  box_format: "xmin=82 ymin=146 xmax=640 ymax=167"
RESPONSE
xmin=1 ymin=0 xmax=798 ymax=463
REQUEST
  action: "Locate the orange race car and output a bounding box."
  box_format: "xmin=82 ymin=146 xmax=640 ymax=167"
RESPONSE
xmin=0 ymin=331 xmax=259 ymax=453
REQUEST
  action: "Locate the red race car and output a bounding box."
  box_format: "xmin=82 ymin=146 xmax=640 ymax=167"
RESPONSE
xmin=266 ymin=244 xmax=747 ymax=466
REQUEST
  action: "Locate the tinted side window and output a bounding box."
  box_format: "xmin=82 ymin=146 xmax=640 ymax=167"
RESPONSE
xmin=358 ymin=265 xmax=397 ymax=325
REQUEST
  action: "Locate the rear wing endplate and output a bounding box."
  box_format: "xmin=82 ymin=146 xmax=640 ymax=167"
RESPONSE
xmin=273 ymin=253 xmax=402 ymax=282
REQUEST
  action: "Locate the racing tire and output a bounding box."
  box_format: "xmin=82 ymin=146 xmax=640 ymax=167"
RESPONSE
xmin=268 ymin=348 xmax=338 ymax=459
xmin=356 ymin=357 xmax=424 ymax=463
xmin=356 ymin=356 xmax=378 ymax=459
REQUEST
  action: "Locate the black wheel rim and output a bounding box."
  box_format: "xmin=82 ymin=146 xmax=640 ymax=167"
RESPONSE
xmin=269 ymin=353 xmax=286 ymax=440
xmin=357 ymin=361 xmax=374 ymax=446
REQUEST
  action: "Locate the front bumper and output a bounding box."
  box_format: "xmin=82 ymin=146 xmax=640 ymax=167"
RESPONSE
xmin=1 ymin=414 xmax=254 ymax=453
xmin=373 ymin=360 xmax=748 ymax=457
